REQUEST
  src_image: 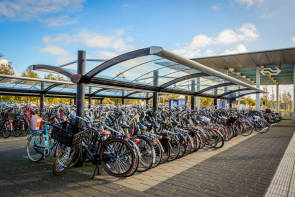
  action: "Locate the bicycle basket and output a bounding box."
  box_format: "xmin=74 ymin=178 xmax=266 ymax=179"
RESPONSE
xmin=51 ymin=125 xmax=85 ymax=146
xmin=4 ymin=112 xmax=17 ymax=120
xmin=68 ymin=117 xmax=84 ymax=134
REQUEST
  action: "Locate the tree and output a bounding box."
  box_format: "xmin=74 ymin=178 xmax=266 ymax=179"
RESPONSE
xmin=280 ymin=92 xmax=292 ymax=111
xmin=241 ymin=97 xmax=248 ymax=105
xmin=44 ymin=73 xmax=55 ymax=80
xmin=44 ymin=73 xmax=66 ymax=81
xmin=22 ymin=70 xmax=39 ymax=78
xmin=0 ymin=57 xmax=14 ymax=75
xmin=200 ymin=97 xmax=213 ymax=107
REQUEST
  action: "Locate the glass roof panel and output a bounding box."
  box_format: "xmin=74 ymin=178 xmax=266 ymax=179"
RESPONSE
xmin=93 ymin=55 xmax=203 ymax=87
xmin=0 ymin=78 xmax=42 ymax=91
xmin=224 ymin=89 xmax=258 ymax=98
xmin=127 ymin=92 xmax=152 ymax=99
xmin=49 ymin=84 xmax=76 ymax=93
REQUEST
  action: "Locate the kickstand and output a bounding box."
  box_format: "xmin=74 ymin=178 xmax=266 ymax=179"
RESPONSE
xmin=91 ymin=164 xmax=100 ymax=179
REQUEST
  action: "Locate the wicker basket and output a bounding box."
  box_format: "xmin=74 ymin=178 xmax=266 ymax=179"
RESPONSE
xmin=51 ymin=124 xmax=85 ymax=146
xmin=3 ymin=112 xmax=17 ymax=120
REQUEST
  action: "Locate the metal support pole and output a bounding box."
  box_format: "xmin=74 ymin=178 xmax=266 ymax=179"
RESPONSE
xmin=196 ymin=77 xmax=200 ymax=109
xmin=191 ymin=80 xmax=195 ymax=110
xmin=256 ymin=66 xmax=260 ymax=111
xmin=293 ymin=64 xmax=295 ymax=122
xmin=153 ymin=70 xmax=159 ymax=112
xmin=237 ymin=85 xmax=241 ymax=106
xmin=40 ymin=81 xmax=44 ymax=114
xmin=224 ymin=69 xmax=228 ymax=108
xmin=214 ymin=88 xmax=218 ymax=108
xmin=100 ymin=98 xmax=103 ymax=104
xmin=77 ymin=50 xmax=86 ymax=117
xmin=88 ymin=86 xmax=92 ymax=109
xmin=145 ymin=93 xmax=149 ymax=105
xmin=276 ymin=84 xmax=279 ymax=113
xmin=122 ymin=91 xmax=125 ymax=105
xmin=229 ymin=100 xmax=233 ymax=108
xmin=213 ymin=98 xmax=217 ymax=106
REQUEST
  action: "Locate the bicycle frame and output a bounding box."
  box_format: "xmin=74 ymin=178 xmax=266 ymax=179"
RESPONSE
xmin=29 ymin=125 xmax=55 ymax=156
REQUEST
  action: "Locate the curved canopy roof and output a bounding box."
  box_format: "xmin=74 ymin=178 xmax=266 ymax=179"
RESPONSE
xmin=27 ymin=46 xmax=264 ymax=100
xmin=0 ymin=47 xmax=265 ymax=100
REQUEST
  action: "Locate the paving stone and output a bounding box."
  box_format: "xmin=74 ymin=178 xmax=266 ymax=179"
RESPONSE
xmin=0 ymin=121 xmax=294 ymax=197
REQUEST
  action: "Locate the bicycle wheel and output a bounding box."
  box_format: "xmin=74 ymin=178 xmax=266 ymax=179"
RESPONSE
xmin=185 ymin=134 xmax=194 ymax=154
xmin=177 ymin=134 xmax=187 ymax=158
xmin=12 ymin=121 xmax=22 ymax=137
xmin=68 ymin=144 xmax=81 ymax=168
xmin=124 ymin=140 xmax=140 ymax=177
xmin=2 ymin=121 xmax=11 ymax=138
xmin=212 ymin=130 xmax=224 ymax=149
xmin=151 ymin=138 xmax=163 ymax=168
xmin=53 ymin=146 xmax=76 ymax=176
xmin=167 ymin=135 xmax=180 ymax=161
xmin=26 ymin=135 xmax=44 ymax=162
xmin=160 ymin=137 xmax=171 ymax=163
xmin=259 ymin=120 xmax=271 ymax=133
xmin=100 ymin=138 xmax=136 ymax=177
xmin=135 ymin=136 xmax=155 ymax=172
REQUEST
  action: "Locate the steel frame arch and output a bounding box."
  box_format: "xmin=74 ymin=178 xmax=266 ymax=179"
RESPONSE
xmin=195 ymin=82 xmax=235 ymax=95
xmin=159 ymin=72 xmax=209 ymax=89
xmin=216 ymin=88 xmax=251 ymax=98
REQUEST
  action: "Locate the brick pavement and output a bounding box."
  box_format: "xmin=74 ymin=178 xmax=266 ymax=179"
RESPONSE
xmin=0 ymin=121 xmax=293 ymax=197
xmin=265 ymin=129 xmax=295 ymax=197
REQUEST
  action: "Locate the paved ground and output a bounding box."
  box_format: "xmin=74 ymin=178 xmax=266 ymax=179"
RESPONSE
xmin=0 ymin=121 xmax=294 ymax=197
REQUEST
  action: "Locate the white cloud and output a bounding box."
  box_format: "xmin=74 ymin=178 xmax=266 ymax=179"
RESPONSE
xmin=40 ymin=45 xmax=74 ymax=65
xmin=46 ymin=16 xmax=78 ymax=26
xmin=57 ymin=56 xmax=75 ymax=65
xmin=0 ymin=0 xmax=84 ymax=25
xmin=43 ymin=29 xmax=135 ymax=57
xmin=77 ymin=30 xmax=136 ymax=52
xmin=260 ymin=13 xmax=272 ymax=19
xmin=40 ymin=29 xmax=136 ymax=65
xmin=204 ymin=49 xmax=215 ymax=56
xmin=78 ymin=31 xmax=113 ymax=48
xmin=189 ymin=34 xmax=213 ymax=48
xmin=173 ymin=48 xmax=201 ymax=59
xmin=238 ymin=24 xmax=259 ymax=41
xmin=42 ymin=36 xmax=50 ymax=43
xmin=211 ymin=4 xmax=221 ymax=11
xmin=174 ymin=23 xmax=258 ymax=58
xmin=40 ymin=45 xmax=69 ymax=57
xmin=43 ymin=30 xmax=135 ymax=52
xmin=0 ymin=58 xmax=9 ymax=65
xmin=216 ymin=29 xmax=238 ymax=44
xmin=122 ymin=4 xmax=131 ymax=8
xmin=235 ymin=0 xmax=264 ymax=7
xmin=222 ymin=44 xmax=248 ymax=55
xmin=216 ymin=24 xmax=258 ymax=44
xmin=98 ymin=51 xmax=118 ymax=59
xmin=292 ymin=37 xmax=295 ymax=44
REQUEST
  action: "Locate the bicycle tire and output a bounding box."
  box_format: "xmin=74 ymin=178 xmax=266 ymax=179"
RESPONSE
xmin=100 ymin=138 xmax=136 ymax=177
xmin=26 ymin=135 xmax=44 ymax=162
xmin=136 ymin=136 xmax=155 ymax=172
xmin=2 ymin=121 xmax=11 ymax=138
xmin=53 ymin=146 xmax=76 ymax=176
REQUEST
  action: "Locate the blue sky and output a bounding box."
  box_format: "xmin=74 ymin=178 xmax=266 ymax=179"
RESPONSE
xmin=0 ymin=0 xmax=295 ymax=76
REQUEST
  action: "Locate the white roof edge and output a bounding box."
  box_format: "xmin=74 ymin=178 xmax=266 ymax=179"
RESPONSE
xmin=155 ymin=48 xmax=265 ymax=93
xmin=0 ymin=74 xmax=73 ymax=84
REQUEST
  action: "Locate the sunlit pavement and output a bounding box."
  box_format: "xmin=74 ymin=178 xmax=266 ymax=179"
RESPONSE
xmin=0 ymin=121 xmax=294 ymax=197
